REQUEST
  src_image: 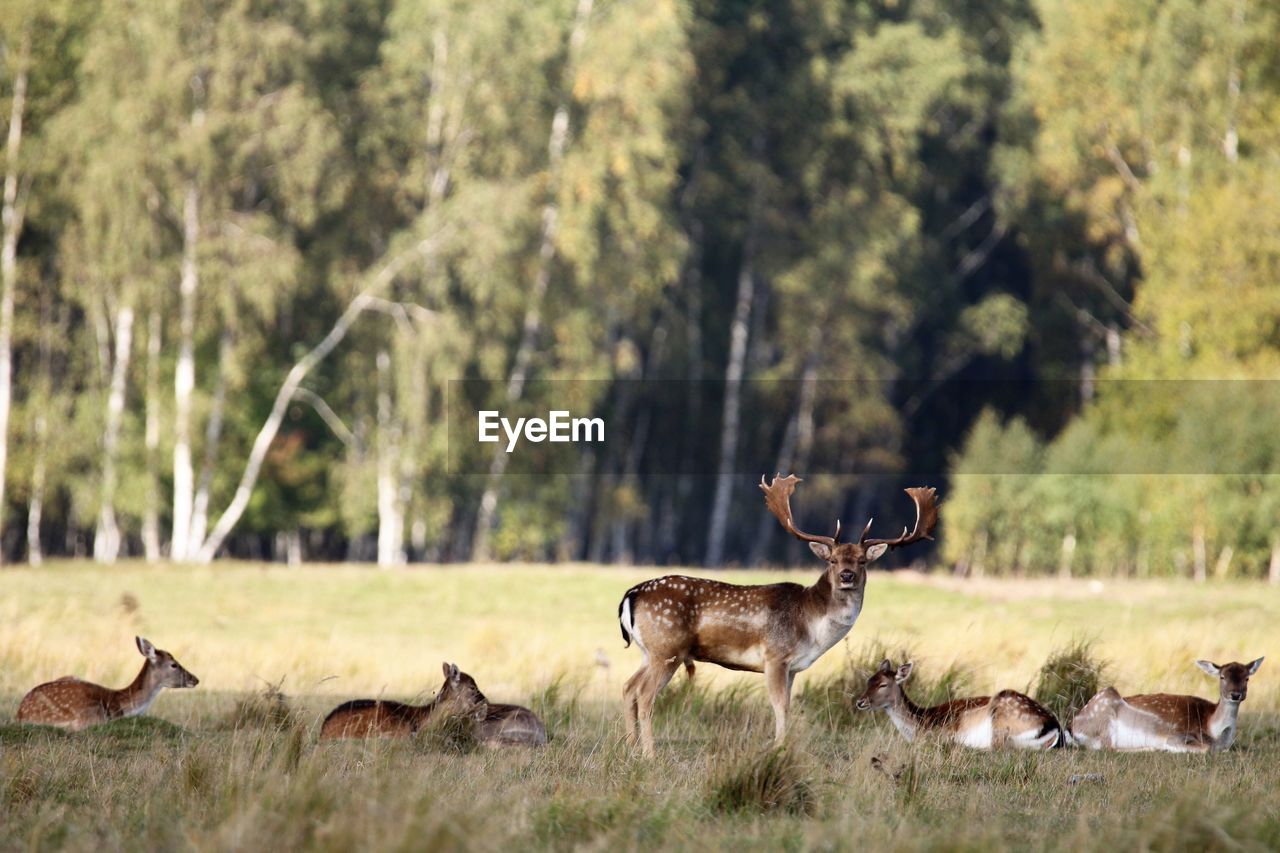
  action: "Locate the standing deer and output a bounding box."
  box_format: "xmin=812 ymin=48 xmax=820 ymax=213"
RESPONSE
xmin=1070 ymin=657 xmax=1263 ymax=752
xmin=16 ymin=636 xmax=199 ymax=730
xmin=855 ymin=659 xmax=1064 ymax=749
xmin=618 ymin=474 xmax=938 ymax=755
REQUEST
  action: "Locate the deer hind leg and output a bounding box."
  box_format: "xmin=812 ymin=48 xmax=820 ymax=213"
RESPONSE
xmin=635 ymin=658 xmax=681 ymax=758
xmin=622 ymin=665 xmax=648 ymax=746
xmin=764 ymin=661 xmax=794 ymax=744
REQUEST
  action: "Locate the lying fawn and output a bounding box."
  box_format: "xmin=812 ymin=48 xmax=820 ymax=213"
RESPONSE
xmin=619 ymin=475 xmax=938 ymax=755
xmin=1070 ymin=657 xmax=1263 ymax=752
xmin=856 ymin=659 xmax=1064 ymax=749
xmin=320 ymin=663 xmax=548 ymax=746
xmin=320 ymin=663 xmax=488 ymax=739
xmin=16 ymin=636 xmax=199 ymax=730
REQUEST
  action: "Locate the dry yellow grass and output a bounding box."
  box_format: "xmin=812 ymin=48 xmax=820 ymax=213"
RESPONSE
xmin=1 ymin=562 xmax=1278 ymax=851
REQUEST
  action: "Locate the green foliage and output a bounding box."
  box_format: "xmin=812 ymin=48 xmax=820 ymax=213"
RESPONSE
xmin=1032 ymin=639 xmax=1109 ymax=725
xmin=705 ymin=745 xmax=816 ymax=816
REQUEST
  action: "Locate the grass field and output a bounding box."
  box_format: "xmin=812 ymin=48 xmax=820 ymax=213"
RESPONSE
xmin=2 ymin=562 xmax=1278 ymax=851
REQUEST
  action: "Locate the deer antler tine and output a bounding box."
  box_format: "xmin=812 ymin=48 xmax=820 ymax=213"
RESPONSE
xmin=834 ymin=519 xmax=842 ymax=543
xmin=859 ymin=518 xmax=874 ymax=543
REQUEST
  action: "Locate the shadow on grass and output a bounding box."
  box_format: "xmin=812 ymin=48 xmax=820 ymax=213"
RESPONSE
xmin=0 ymin=715 xmax=188 ymax=747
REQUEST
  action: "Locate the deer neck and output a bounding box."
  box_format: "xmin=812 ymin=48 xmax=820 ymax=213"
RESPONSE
xmin=118 ymin=662 xmax=166 ymax=717
xmin=804 ymin=573 xmax=863 ymax=626
xmin=884 ymin=689 xmax=926 ymax=742
xmin=1206 ymin=698 xmax=1240 ymax=746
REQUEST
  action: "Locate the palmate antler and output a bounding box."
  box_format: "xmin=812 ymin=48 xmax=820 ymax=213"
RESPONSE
xmin=759 ymin=474 xmax=841 ymax=546
xmin=859 ymin=487 xmax=939 ymax=550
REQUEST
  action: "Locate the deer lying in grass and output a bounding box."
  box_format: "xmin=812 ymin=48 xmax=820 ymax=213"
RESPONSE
xmin=618 ymin=475 xmax=938 ymax=755
xmin=856 ymin=660 xmax=1065 ymax=749
xmin=16 ymin=636 xmax=199 ymax=730
xmin=320 ymin=663 xmax=548 ymax=746
xmin=1070 ymin=657 xmax=1263 ymax=752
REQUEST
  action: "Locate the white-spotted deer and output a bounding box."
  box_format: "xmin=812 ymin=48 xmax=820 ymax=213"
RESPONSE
xmin=855 ymin=659 xmax=1064 ymax=749
xmin=1070 ymin=657 xmax=1263 ymax=752
xmin=618 ymin=474 xmax=938 ymax=755
xmin=320 ymin=662 xmax=548 ymax=747
xmin=16 ymin=636 xmax=199 ymax=730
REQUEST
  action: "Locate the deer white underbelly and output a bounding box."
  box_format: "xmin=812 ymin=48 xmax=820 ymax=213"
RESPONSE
xmin=955 ymin=715 xmax=994 ymax=748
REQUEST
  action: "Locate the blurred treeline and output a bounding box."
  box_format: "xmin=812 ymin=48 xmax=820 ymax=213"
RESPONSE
xmin=0 ymin=0 xmax=1276 ymax=572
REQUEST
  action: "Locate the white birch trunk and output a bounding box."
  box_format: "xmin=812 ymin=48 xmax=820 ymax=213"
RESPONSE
xmin=27 ymin=413 xmax=44 ymax=566
xmin=94 ymin=306 xmax=134 ymax=564
xmin=1269 ymin=537 xmax=1280 ymax=586
xmin=470 ymin=0 xmax=594 ymax=561
xmin=376 ymin=349 xmax=403 ymax=567
xmin=188 ymin=329 xmax=230 ymax=549
xmin=171 ymin=181 xmax=200 ymax=561
xmin=704 ymin=250 xmax=755 ymax=566
xmin=0 ymin=36 xmax=30 ymax=563
xmin=192 ymin=241 xmax=435 ymax=563
xmin=142 ymin=310 xmax=162 ymax=561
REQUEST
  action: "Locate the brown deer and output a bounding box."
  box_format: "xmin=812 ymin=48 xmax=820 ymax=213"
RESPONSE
xmin=16 ymin=636 xmax=199 ymax=730
xmin=320 ymin=663 xmax=489 ymax=739
xmin=855 ymin=659 xmax=1064 ymax=749
xmin=320 ymin=663 xmax=548 ymax=746
xmin=1070 ymin=657 xmax=1263 ymax=752
xmin=618 ymin=474 xmax=938 ymax=755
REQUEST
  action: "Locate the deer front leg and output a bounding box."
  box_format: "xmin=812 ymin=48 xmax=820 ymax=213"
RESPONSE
xmin=764 ymin=660 xmax=793 ymax=744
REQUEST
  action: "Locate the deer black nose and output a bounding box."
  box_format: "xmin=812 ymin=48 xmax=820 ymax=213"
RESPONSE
xmin=855 ymin=698 xmax=870 ymax=710
xmin=839 ymin=570 xmax=855 ymax=582
xmin=1230 ymin=691 xmax=1243 ymax=701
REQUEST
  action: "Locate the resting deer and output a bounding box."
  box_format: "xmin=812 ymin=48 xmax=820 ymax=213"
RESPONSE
xmin=320 ymin=663 xmax=548 ymax=746
xmin=1070 ymin=657 xmax=1263 ymax=752
xmin=855 ymin=659 xmax=1064 ymax=749
xmin=16 ymin=636 xmax=199 ymax=730
xmin=618 ymin=474 xmax=938 ymax=755
xmin=320 ymin=663 xmax=489 ymax=739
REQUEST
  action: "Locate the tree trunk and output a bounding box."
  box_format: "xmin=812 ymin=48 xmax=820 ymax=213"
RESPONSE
xmin=1058 ymin=530 xmax=1076 ymax=579
xmin=1269 ymin=537 xmax=1280 ymax=586
xmin=0 ymin=35 xmax=30 ymax=564
xmin=191 ymin=239 xmax=435 ymax=564
xmin=748 ymin=352 xmax=817 ymax=566
xmin=704 ymin=240 xmax=757 ymax=567
xmin=188 ymin=329 xmax=230 ymax=549
xmin=27 ymin=413 xmax=44 ymax=567
xmin=171 ymin=181 xmax=200 ymax=561
xmin=94 ymin=306 xmax=135 ymax=564
xmin=376 ymin=349 xmax=404 ymax=567
xmin=470 ymin=0 xmax=594 ymax=561
xmin=1213 ymin=545 xmax=1233 ymax=580
xmin=142 ymin=310 xmax=162 ymax=561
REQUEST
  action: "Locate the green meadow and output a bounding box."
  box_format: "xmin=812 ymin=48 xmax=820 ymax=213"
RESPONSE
xmin=2 ymin=563 xmax=1278 ymax=850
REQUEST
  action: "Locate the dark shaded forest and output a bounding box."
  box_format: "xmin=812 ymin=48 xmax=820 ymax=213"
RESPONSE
xmin=1 ymin=0 xmax=1277 ymax=574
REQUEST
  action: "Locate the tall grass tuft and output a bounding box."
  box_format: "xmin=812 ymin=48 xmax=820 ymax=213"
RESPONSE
xmin=705 ymin=745 xmax=816 ymax=816
xmin=416 ymin=711 xmax=480 ymax=754
xmin=224 ymin=680 xmax=299 ymax=733
xmin=1033 ymin=638 xmax=1108 ymax=724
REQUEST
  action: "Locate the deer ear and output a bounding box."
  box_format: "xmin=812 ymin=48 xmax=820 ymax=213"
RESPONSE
xmin=809 ymin=541 xmax=832 ymax=560
xmin=895 ymin=662 xmax=914 ymax=683
xmin=1248 ymin=657 xmax=1264 ymax=675
xmin=136 ymin=637 xmax=157 ymax=662
xmin=1195 ymin=660 xmax=1221 ymax=677
xmin=448 ymin=663 xmax=460 ymax=681
xmin=878 ymin=658 xmax=893 ymax=674
xmin=865 ymin=543 xmax=889 ymax=561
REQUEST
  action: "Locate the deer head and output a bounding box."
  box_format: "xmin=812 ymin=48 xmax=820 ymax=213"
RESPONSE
xmin=1196 ymin=657 xmax=1263 ymax=703
xmin=760 ymin=475 xmax=939 ymax=592
xmin=855 ymin=659 xmax=913 ymax=711
xmin=136 ymin=636 xmax=199 ymax=689
xmin=435 ymin=662 xmax=489 ymax=720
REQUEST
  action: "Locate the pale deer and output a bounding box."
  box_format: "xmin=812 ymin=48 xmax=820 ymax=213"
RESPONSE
xmin=1070 ymin=657 xmax=1263 ymax=752
xmin=618 ymin=474 xmax=938 ymax=755
xmin=16 ymin=636 xmax=199 ymax=730
xmin=855 ymin=659 xmax=1064 ymax=749
xmin=320 ymin=662 xmax=489 ymax=739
